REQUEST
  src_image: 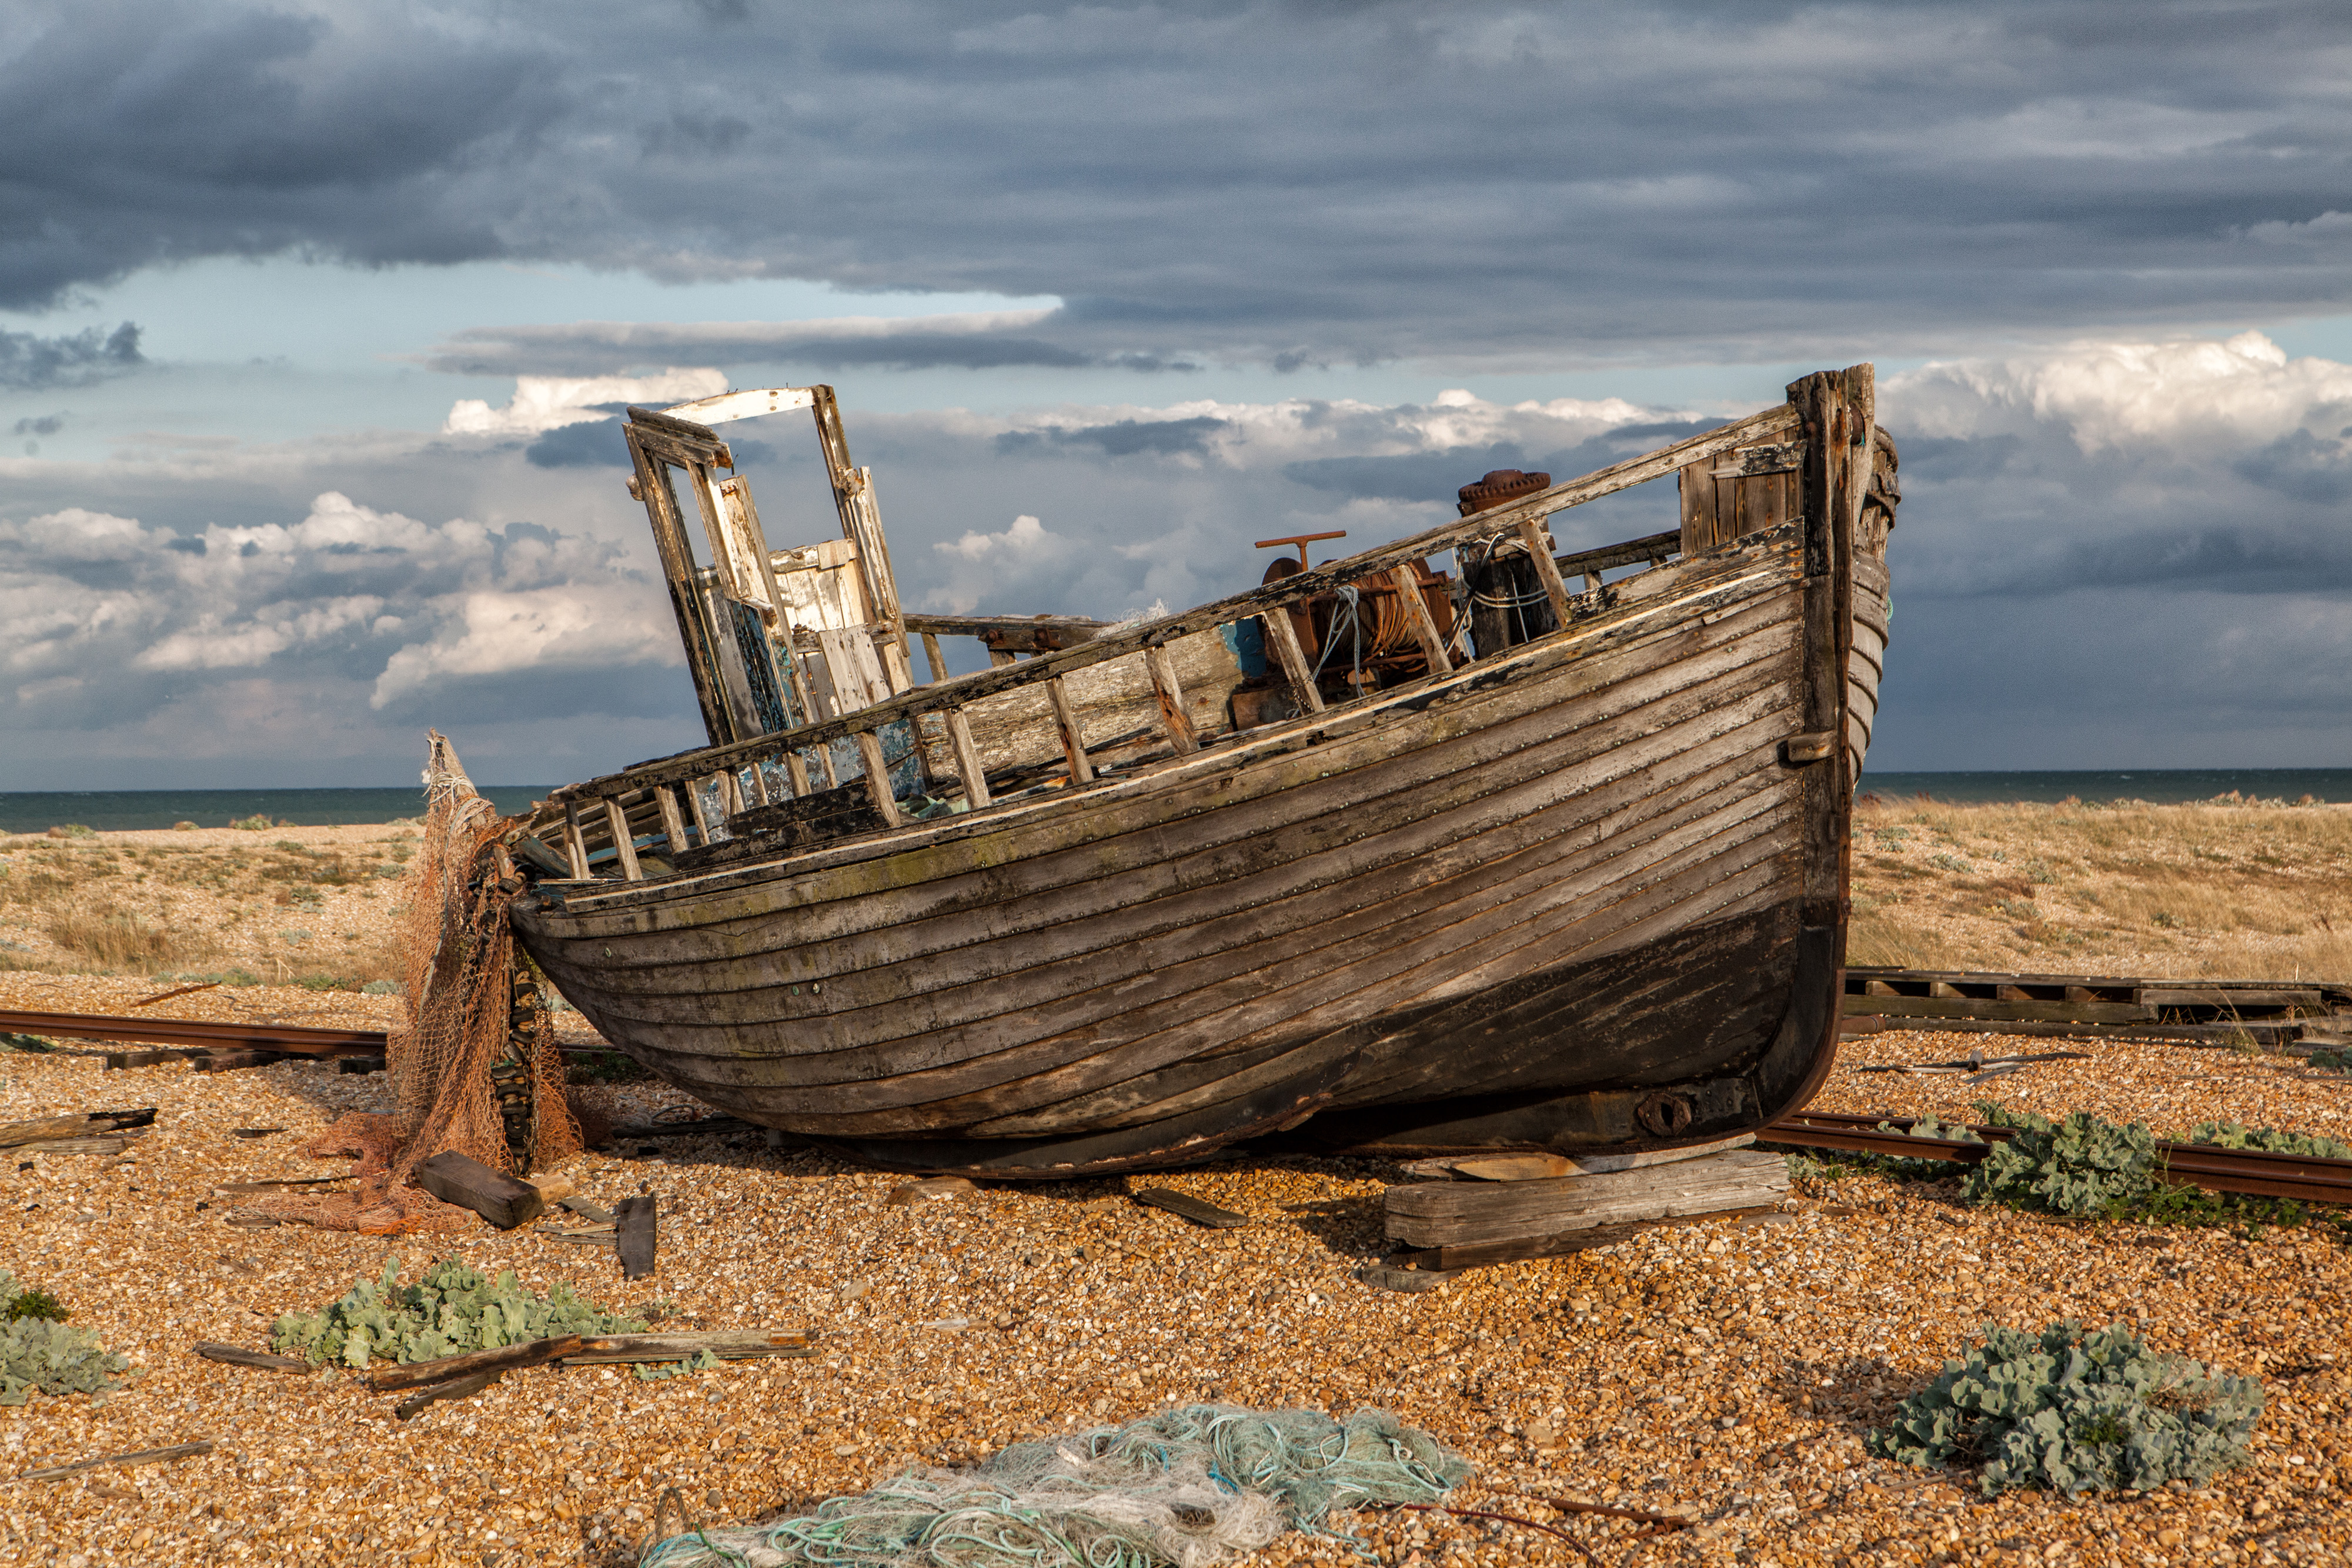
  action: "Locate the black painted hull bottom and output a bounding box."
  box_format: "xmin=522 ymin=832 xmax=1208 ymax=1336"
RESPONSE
xmin=820 ymin=904 xmax=1839 ymax=1178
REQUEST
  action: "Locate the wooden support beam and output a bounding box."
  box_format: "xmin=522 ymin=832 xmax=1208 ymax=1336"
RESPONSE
xmin=1388 ymin=564 xmax=1451 ymax=675
xmin=602 ymin=797 xmax=642 ymax=881
xmin=1044 ymin=676 xmax=1097 ymax=783
xmin=852 ymin=730 xmax=901 ymax=827
xmin=1258 ymin=609 xmax=1325 ymax=714
xmin=654 ymin=787 xmax=688 ymax=857
xmin=718 ymin=768 xmax=743 ymax=820
xmin=1142 ymin=644 xmax=1198 ymax=755
xmin=683 ymin=779 xmax=711 ymax=843
xmin=920 ymin=631 xmax=949 ymax=683
xmin=415 ymin=1150 xmax=545 ymax=1231
xmin=562 ymin=803 xmax=590 ymax=880
xmin=616 ymin=1193 xmax=657 ymax=1280
xmin=943 ymin=707 xmax=993 ymax=807
xmin=1518 ymin=517 xmax=1573 ymax=624
xmin=782 ymin=750 xmax=811 ymax=797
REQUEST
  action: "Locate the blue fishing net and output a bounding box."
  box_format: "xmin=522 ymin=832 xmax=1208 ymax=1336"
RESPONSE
xmin=639 ymin=1404 xmax=1471 ymax=1568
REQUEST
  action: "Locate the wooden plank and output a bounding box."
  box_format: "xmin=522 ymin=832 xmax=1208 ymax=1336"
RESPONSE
xmin=920 ymin=631 xmax=950 ymax=683
xmin=563 ymin=803 xmax=591 ymax=880
xmin=11 ymin=1440 xmax=214 ymax=1485
xmin=0 ymin=1109 xmax=155 ymax=1148
xmin=1846 ymin=995 xmax=2156 ymax=1024
xmin=1517 ymin=517 xmax=1574 ymax=623
xmin=1396 ymin=1203 xmax=1783 ymax=1271
xmin=616 ymin=1192 xmax=657 ymax=1279
xmin=1132 ymin=1188 xmax=1248 ymax=1228
xmin=1144 ymin=644 xmax=1199 ymax=756
xmin=603 ymin=797 xmax=643 ymax=881
xmin=1388 ymin=564 xmax=1452 ymax=674
xmin=559 ymin=1328 xmax=812 ymax=1365
xmin=415 ymin=1151 xmax=544 ymax=1230
xmin=1258 ymin=608 xmax=1324 ymax=714
xmin=366 ymin=1334 xmax=583 ymax=1392
xmin=1384 ymin=1148 xmax=1789 ymax=1248
xmin=194 ymin=1343 xmax=313 ymax=1373
xmin=1045 ymin=676 xmax=1097 ymax=783
xmin=943 ymin=707 xmax=993 ymax=807
xmin=851 ymin=730 xmax=901 ymax=828
xmin=2141 ymin=989 xmax=2323 ymax=1009
xmin=393 ymin=1369 xmax=501 ymax=1422
xmin=655 ymin=787 xmax=689 ymax=855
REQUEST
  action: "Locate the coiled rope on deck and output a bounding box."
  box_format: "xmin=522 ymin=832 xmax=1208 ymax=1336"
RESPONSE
xmin=637 ymin=1405 xmax=1471 ymax=1568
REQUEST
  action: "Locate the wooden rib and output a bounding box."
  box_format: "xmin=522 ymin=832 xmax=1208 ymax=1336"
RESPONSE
xmin=744 ymin=760 xmax=773 ymax=808
xmin=853 ymin=731 xmax=901 ymax=828
xmin=563 ymin=803 xmax=591 ymax=880
xmin=921 ymin=631 xmax=950 ymax=684
xmin=1142 ymin=644 xmax=1198 ymax=756
xmin=1045 ymin=677 xmax=1097 ymax=783
xmin=944 ymin=707 xmax=993 ymax=808
xmin=719 ymin=769 xmax=744 ymax=820
xmin=1258 ymin=610 xmax=1324 ymax=714
xmin=655 ymin=787 xmax=689 ymax=855
xmin=783 ymin=751 xmax=811 ymax=797
xmin=603 ymin=797 xmax=643 ymax=882
xmin=1584 ymin=571 xmax=1605 ymax=593
xmin=683 ymin=779 xmax=711 ymax=844
xmin=1388 ymin=565 xmax=1451 ymax=675
xmin=1519 ymin=517 xmax=1574 ymax=623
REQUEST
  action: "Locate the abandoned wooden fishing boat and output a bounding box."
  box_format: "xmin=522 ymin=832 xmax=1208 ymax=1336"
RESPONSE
xmin=506 ymin=368 xmax=1899 ymax=1176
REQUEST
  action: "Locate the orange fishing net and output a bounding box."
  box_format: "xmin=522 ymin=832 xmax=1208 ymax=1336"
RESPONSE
xmin=252 ymin=732 xmax=584 ymax=1233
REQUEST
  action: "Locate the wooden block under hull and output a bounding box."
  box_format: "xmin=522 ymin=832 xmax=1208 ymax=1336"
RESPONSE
xmin=1384 ymin=1146 xmax=1792 ymax=1250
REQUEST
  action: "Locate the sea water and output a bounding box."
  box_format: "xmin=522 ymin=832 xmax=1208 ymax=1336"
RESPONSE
xmin=1855 ymin=770 xmax=2352 ymax=805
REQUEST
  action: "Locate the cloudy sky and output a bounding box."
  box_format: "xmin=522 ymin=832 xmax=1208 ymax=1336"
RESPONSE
xmin=4 ymin=0 xmax=2350 ymax=789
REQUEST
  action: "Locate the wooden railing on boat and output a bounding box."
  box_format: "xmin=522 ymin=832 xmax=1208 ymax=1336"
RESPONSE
xmin=530 ymin=400 xmax=1805 ymax=882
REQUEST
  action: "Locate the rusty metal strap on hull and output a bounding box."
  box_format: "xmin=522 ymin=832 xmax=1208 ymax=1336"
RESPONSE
xmin=0 ymin=1008 xmax=386 ymax=1058
xmin=1768 ymin=1109 xmax=2352 ymax=1208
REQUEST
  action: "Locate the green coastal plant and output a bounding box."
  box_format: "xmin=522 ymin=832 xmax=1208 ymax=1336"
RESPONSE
xmin=1868 ymin=1320 xmax=2262 ymax=1495
xmin=2188 ymin=1121 xmax=2352 ymax=1159
xmin=0 ymin=1269 xmax=129 ymax=1406
xmin=1962 ymin=1106 xmax=2159 ymax=1218
xmin=272 ymin=1258 xmax=699 ymax=1380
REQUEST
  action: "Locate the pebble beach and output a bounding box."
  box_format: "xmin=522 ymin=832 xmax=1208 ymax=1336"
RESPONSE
xmin=2 ymin=827 xmax=2351 ymax=1567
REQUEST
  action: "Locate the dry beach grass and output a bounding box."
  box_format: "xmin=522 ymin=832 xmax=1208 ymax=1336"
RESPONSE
xmin=1 ymin=816 xmax=2350 ymax=1567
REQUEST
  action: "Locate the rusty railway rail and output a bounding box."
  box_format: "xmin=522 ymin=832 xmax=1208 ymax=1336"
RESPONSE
xmin=1768 ymin=1109 xmax=2352 ymax=1208
xmin=1841 ymin=965 xmax=2352 ymax=1048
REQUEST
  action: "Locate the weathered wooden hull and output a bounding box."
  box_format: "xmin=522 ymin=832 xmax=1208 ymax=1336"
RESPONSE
xmin=514 ymin=512 xmax=1875 ymax=1176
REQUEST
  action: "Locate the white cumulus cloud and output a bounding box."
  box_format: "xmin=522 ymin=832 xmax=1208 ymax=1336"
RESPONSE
xmin=443 ymin=368 xmax=730 ymax=437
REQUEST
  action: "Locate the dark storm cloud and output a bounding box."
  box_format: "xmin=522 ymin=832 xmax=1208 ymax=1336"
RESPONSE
xmin=9 ymin=2 xmax=2352 ymax=365
xmin=0 ymin=323 xmax=141 ymax=389
xmin=995 ymin=415 xmax=1230 ymax=458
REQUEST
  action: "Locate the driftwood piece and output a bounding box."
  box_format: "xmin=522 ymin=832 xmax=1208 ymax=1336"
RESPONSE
xmin=1132 ymin=1188 xmax=1250 ymax=1229
xmin=559 ymin=1195 xmax=617 ymax=1223
xmin=559 ymin=1329 xmax=813 ymax=1366
xmin=616 ymin=1193 xmax=657 ymax=1279
xmin=194 ymin=1343 xmax=311 ymax=1373
xmin=105 ymin=1048 xmax=205 ymax=1071
xmin=1390 ymin=1205 xmax=1785 ymax=1272
xmin=1384 ymin=1148 xmax=1790 ymax=1251
xmin=604 ymin=1116 xmax=757 ymax=1142
xmin=416 ymin=1151 xmax=546 ymax=1231
xmin=393 ymin=1369 xmax=502 ymax=1422
xmin=368 ymin=1334 xmax=583 ymax=1392
xmin=11 ymin=1440 xmax=214 ymax=1485
xmin=0 ymin=1108 xmax=156 ymax=1149
xmin=21 ymin=1135 xmax=136 ymax=1156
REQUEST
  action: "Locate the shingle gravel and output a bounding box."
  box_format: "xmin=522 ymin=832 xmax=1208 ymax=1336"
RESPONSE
xmin=2 ymin=1005 xmax=2348 ymax=1566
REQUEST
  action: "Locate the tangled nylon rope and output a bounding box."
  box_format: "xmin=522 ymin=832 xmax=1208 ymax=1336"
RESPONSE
xmin=638 ymin=1405 xmax=1471 ymax=1568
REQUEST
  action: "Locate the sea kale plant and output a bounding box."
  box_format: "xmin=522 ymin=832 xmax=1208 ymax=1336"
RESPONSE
xmin=270 ymin=1256 xmax=711 ymax=1378
xmin=0 ymin=1269 xmax=131 ymax=1406
xmin=2188 ymin=1121 xmax=2352 ymax=1160
xmin=1868 ymin=1320 xmax=2263 ymax=1495
xmin=1961 ymin=1106 xmax=2159 ymax=1218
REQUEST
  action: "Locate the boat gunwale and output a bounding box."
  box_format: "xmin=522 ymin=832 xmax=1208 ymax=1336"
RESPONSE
xmin=533 ymin=529 xmax=1803 ymax=915
xmin=541 ymin=401 xmax=1802 ymax=808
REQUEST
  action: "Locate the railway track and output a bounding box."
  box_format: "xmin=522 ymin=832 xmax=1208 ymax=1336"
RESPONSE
xmin=1766 ymin=1109 xmax=2352 ymax=1208
xmin=1842 ymin=965 xmax=2352 ymax=1047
